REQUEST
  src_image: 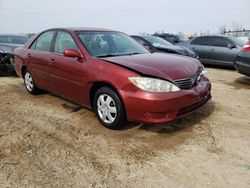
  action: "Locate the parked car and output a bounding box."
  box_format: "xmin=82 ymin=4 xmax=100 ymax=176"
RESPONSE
xmin=0 ymin=34 xmax=29 ymax=76
xmin=153 ymin=33 xmax=188 ymax=45
xmin=180 ymin=35 xmax=245 ymax=68
xmin=235 ymin=42 xmax=250 ymax=76
xmin=131 ymin=35 xmax=198 ymax=58
xmin=14 ymin=28 xmax=211 ymax=129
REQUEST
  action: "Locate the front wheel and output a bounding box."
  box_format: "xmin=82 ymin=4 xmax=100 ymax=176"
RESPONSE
xmin=94 ymin=87 xmax=126 ymax=129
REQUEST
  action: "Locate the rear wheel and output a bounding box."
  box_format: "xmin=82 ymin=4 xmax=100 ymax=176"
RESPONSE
xmin=94 ymin=87 xmax=125 ymax=129
xmin=23 ymin=69 xmax=40 ymax=94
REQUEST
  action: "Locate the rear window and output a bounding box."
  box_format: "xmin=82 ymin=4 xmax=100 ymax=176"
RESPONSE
xmin=228 ymin=36 xmax=245 ymax=47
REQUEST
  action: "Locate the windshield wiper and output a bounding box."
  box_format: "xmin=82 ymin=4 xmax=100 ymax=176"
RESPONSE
xmin=96 ymin=54 xmax=119 ymax=58
xmin=96 ymin=52 xmax=142 ymax=58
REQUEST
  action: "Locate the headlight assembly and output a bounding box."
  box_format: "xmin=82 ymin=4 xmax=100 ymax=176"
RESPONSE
xmin=128 ymin=77 xmax=180 ymax=92
xmin=200 ymin=65 xmax=207 ymax=75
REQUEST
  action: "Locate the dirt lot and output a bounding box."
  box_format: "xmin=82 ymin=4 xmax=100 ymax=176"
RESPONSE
xmin=0 ymin=68 xmax=250 ymax=188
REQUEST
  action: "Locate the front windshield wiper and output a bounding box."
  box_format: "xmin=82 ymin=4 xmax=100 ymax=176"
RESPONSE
xmin=96 ymin=52 xmax=143 ymax=58
xmin=125 ymin=52 xmax=143 ymax=56
xmin=96 ymin=54 xmax=119 ymax=58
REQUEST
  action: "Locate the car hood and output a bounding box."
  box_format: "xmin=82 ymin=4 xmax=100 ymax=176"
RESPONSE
xmin=0 ymin=43 xmax=23 ymax=53
xmin=155 ymin=46 xmax=188 ymax=56
xmin=101 ymin=53 xmax=201 ymax=81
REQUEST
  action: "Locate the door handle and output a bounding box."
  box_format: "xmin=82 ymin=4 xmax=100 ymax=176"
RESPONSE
xmin=27 ymin=53 xmax=31 ymax=58
xmin=49 ymin=58 xmax=55 ymax=64
xmin=210 ymin=48 xmax=215 ymax=51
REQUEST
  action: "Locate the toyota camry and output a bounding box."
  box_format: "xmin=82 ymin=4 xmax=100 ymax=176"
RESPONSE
xmin=14 ymin=28 xmax=211 ymax=129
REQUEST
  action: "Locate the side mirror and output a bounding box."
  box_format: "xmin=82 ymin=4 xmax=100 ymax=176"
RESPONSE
xmin=63 ymin=49 xmax=83 ymax=58
xmin=228 ymin=44 xmax=236 ymax=49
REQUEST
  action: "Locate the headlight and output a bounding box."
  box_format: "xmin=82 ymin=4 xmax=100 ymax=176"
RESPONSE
xmin=200 ymin=65 xmax=207 ymax=75
xmin=128 ymin=77 xmax=180 ymax=92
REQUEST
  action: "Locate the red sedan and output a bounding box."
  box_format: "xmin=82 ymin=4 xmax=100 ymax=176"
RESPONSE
xmin=14 ymin=28 xmax=211 ymax=129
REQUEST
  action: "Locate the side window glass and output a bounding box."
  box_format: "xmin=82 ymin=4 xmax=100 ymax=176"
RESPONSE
xmin=191 ymin=37 xmax=212 ymax=46
xmin=54 ymin=31 xmax=79 ymax=54
xmin=212 ymin=37 xmax=232 ymax=47
xmin=30 ymin=31 xmax=54 ymax=52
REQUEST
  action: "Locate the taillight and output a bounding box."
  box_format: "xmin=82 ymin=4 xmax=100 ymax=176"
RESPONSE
xmin=242 ymin=42 xmax=250 ymax=52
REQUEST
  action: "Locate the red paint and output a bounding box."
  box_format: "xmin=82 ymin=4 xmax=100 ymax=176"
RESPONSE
xmin=14 ymin=28 xmax=211 ymax=124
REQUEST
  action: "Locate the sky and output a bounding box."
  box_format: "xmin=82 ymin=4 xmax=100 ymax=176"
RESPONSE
xmin=0 ymin=0 xmax=250 ymax=35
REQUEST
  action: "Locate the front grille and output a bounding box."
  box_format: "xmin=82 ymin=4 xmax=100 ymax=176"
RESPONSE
xmin=177 ymin=94 xmax=211 ymax=116
xmin=174 ymin=75 xmax=198 ymax=90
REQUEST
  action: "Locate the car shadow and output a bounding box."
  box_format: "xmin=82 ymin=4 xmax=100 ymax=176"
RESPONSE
xmin=123 ymin=100 xmax=215 ymax=133
xmin=235 ymin=76 xmax=250 ymax=87
xmin=41 ymin=91 xmax=215 ymax=134
xmin=224 ymin=76 xmax=250 ymax=90
xmin=204 ymin=64 xmax=235 ymax=70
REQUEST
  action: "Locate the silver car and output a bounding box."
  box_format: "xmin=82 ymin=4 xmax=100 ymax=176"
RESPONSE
xmin=180 ymin=35 xmax=245 ymax=68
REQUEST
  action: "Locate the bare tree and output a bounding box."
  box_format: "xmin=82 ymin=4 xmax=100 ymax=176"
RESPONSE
xmin=218 ymin=25 xmax=227 ymax=35
xmin=231 ymin=22 xmax=244 ymax=36
xmin=231 ymin=22 xmax=243 ymax=31
xmin=139 ymin=32 xmax=150 ymax=36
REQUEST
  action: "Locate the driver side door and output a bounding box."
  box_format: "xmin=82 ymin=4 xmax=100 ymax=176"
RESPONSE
xmin=47 ymin=30 xmax=87 ymax=104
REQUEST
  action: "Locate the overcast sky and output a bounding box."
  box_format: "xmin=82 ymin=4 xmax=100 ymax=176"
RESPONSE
xmin=0 ymin=0 xmax=249 ymax=35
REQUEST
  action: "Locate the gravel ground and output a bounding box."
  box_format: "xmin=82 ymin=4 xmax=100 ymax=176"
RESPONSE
xmin=0 ymin=68 xmax=250 ymax=188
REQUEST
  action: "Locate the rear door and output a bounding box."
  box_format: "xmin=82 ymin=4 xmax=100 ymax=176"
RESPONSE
xmin=47 ymin=30 xmax=86 ymax=104
xmin=26 ymin=31 xmax=55 ymax=89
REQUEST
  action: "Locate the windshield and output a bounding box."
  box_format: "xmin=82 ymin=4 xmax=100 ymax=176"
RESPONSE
xmin=76 ymin=31 xmax=148 ymax=57
xmin=0 ymin=35 xmax=29 ymax=44
xmin=143 ymin=36 xmax=174 ymax=48
xmin=228 ymin=36 xmax=245 ymax=47
xmin=178 ymin=35 xmax=188 ymax=42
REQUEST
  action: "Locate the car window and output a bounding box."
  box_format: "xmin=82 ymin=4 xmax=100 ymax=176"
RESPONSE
xmin=228 ymin=36 xmax=245 ymax=47
xmin=76 ymin=31 xmax=147 ymax=57
xmin=191 ymin=37 xmax=212 ymax=46
xmin=54 ymin=31 xmax=79 ymax=54
xmin=30 ymin=31 xmax=54 ymax=52
xmin=143 ymin=36 xmax=173 ymax=48
xmin=211 ymin=37 xmax=233 ymax=47
xmin=166 ymin=36 xmax=177 ymax=43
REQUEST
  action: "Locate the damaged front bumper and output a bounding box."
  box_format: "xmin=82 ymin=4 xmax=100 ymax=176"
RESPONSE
xmin=0 ymin=52 xmax=16 ymax=76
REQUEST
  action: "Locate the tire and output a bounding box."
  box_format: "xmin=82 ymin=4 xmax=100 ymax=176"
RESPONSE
xmin=93 ymin=87 xmax=126 ymax=129
xmin=23 ymin=69 xmax=40 ymax=94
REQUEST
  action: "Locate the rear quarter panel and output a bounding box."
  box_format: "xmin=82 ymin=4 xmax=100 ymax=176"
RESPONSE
xmin=14 ymin=47 xmax=26 ymax=77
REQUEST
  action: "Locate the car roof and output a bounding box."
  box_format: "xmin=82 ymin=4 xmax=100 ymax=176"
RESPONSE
xmin=154 ymin=33 xmax=176 ymax=36
xmin=0 ymin=34 xmax=29 ymax=37
xmin=195 ymin=35 xmax=232 ymax=38
xmin=131 ymin=35 xmax=157 ymax=38
xmin=47 ymin=27 xmax=115 ymax=32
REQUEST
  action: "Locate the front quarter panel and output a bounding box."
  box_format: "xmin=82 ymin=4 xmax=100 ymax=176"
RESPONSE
xmin=85 ymin=57 xmax=140 ymax=106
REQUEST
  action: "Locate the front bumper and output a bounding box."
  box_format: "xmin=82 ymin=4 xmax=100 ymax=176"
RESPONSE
xmin=121 ymin=77 xmax=211 ymax=123
xmin=235 ymin=61 xmax=250 ymax=77
xmin=0 ymin=53 xmax=15 ymax=76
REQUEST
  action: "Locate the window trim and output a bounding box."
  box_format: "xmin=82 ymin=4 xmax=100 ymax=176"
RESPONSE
xmin=29 ymin=29 xmax=56 ymax=52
